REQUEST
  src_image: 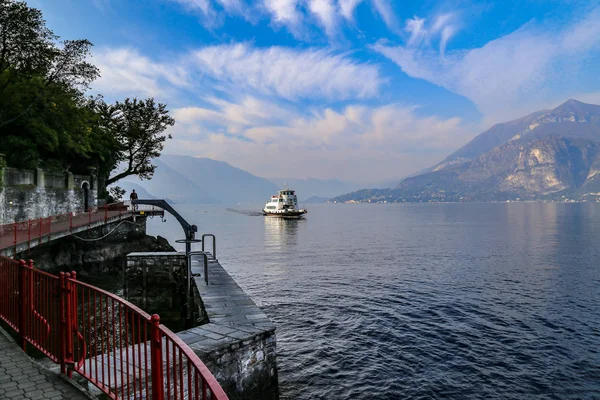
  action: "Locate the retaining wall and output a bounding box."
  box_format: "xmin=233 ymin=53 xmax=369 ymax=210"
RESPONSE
xmin=0 ymin=166 xmax=99 ymax=223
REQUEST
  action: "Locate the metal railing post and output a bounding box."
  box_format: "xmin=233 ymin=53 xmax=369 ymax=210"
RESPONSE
xmin=27 ymin=220 xmax=31 ymax=252
xmin=39 ymin=218 xmax=43 ymax=246
xmin=64 ymin=272 xmax=74 ymax=375
xmin=18 ymin=259 xmax=28 ymax=351
xmin=69 ymin=213 xmax=73 ymax=234
xmin=59 ymin=272 xmax=67 ymax=375
xmin=69 ymin=272 xmax=77 ymax=378
xmin=13 ymin=222 xmax=17 ymax=258
xmin=203 ymin=253 xmax=209 ymax=285
xmin=201 ymin=234 xmax=217 ymax=261
xmin=150 ymin=314 xmax=165 ymax=400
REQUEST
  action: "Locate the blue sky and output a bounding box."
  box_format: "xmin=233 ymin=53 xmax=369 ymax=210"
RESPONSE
xmin=28 ymin=0 xmax=600 ymax=182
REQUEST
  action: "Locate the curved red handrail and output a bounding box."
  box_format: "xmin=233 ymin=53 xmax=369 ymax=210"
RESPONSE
xmin=0 ymin=257 xmax=229 ymax=400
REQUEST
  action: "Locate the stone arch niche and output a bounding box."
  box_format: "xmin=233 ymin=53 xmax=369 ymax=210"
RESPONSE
xmin=81 ymin=181 xmax=90 ymax=211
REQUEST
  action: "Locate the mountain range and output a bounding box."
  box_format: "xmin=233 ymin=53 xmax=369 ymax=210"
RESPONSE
xmin=112 ymin=155 xmax=395 ymax=204
xmin=332 ymin=99 xmax=600 ymax=203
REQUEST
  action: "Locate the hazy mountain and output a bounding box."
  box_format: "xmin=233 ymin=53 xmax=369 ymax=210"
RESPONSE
xmin=301 ymin=196 xmax=330 ymax=204
xmin=332 ymin=99 xmax=600 ymax=202
xmin=119 ymin=155 xmax=279 ymax=204
xmin=159 ymin=154 xmax=279 ymax=203
xmin=121 ymin=159 xmax=219 ymax=204
xmin=269 ymin=177 xmax=402 ymax=198
xmin=110 ymin=181 xmax=156 ymax=200
xmin=268 ymin=178 xmax=365 ymax=198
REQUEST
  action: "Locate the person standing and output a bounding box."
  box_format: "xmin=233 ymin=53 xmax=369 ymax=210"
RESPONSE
xmin=130 ymin=189 xmax=138 ymax=210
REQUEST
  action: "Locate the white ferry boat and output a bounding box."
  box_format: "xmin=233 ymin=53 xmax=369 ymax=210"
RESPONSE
xmin=263 ymin=188 xmax=307 ymax=218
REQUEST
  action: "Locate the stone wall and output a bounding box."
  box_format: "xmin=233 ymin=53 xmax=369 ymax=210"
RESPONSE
xmin=124 ymin=252 xmax=187 ymax=311
xmin=127 ymin=251 xmax=280 ymax=399
xmin=0 ymin=165 xmax=100 ymax=224
xmin=193 ymin=328 xmax=278 ymax=400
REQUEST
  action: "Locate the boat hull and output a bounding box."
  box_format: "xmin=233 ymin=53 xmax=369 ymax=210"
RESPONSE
xmin=262 ymin=210 xmax=307 ymax=218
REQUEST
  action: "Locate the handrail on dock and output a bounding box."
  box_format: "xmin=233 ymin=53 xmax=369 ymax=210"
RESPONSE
xmin=201 ymin=234 xmax=217 ymax=261
xmin=0 ymin=201 xmax=164 ymax=256
xmin=0 ymin=256 xmax=228 ymax=400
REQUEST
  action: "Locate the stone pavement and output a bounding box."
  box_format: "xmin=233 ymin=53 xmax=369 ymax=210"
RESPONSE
xmin=0 ymin=327 xmax=90 ymax=399
xmin=179 ymin=252 xmax=276 ymax=352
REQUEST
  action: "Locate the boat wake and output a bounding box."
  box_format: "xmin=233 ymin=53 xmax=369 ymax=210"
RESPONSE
xmin=226 ymin=208 xmax=264 ymax=217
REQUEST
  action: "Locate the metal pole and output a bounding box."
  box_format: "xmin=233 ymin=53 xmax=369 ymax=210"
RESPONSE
xmin=203 ymin=253 xmax=208 ymax=285
xmin=150 ymin=314 xmax=165 ymax=400
xmin=13 ymin=222 xmax=17 ymax=258
xmin=59 ymin=272 xmax=67 ymax=375
xmin=18 ymin=259 xmax=27 ymax=351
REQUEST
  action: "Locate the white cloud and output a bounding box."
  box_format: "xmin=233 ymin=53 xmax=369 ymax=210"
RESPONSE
xmin=339 ymin=0 xmax=363 ymax=22
xmin=372 ymin=0 xmax=399 ymax=32
xmin=374 ymin=9 xmax=600 ymax=123
xmin=92 ymin=43 xmax=381 ymax=103
xmin=168 ymin=0 xmax=255 ymax=26
xmin=405 ymin=16 xmax=427 ymax=46
xmin=263 ymin=0 xmax=302 ymax=28
xmin=165 ymin=97 xmax=473 ymax=181
xmin=308 ymin=0 xmax=338 ymax=37
xmin=168 ymin=0 xmax=401 ymax=40
xmin=168 ymin=0 xmax=218 ymax=25
xmin=91 ymin=48 xmax=189 ymax=97
xmin=431 ymin=13 xmax=456 ymax=56
xmin=191 ymin=43 xmax=381 ymax=100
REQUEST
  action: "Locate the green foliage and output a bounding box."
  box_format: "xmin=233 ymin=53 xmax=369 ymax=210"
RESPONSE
xmin=109 ymin=186 xmax=126 ymax=202
xmin=0 ymin=0 xmax=173 ymax=183
xmin=99 ymin=97 xmax=175 ymax=185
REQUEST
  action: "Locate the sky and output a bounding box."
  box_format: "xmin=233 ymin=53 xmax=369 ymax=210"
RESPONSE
xmin=27 ymin=0 xmax=600 ymax=183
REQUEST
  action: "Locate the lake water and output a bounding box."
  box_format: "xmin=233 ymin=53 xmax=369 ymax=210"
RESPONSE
xmin=147 ymin=203 xmax=600 ymax=400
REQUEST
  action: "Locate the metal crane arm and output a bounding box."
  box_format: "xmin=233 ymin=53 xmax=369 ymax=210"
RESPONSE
xmin=131 ymin=199 xmax=197 ymax=239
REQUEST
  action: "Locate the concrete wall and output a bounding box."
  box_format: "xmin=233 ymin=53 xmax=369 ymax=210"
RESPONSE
xmin=0 ymin=166 xmax=99 ymax=224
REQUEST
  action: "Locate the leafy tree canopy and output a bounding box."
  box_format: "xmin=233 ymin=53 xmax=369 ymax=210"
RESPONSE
xmin=0 ymin=0 xmax=174 ymax=188
xmin=96 ymin=97 xmax=175 ymax=185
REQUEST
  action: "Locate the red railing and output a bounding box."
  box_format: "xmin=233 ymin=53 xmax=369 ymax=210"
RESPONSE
xmin=0 ymin=257 xmax=228 ymax=400
xmin=0 ymin=203 xmax=134 ymax=254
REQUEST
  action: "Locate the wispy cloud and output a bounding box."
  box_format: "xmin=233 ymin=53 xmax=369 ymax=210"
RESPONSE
xmin=92 ymin=48 xmax=189 ymax=98
xmin=338 ymin=0 xmax=363 ymax=22
xmin=92 ymin=42 xmax=381 ymax=102
xmin=374 ymin=8 xmax=600 ymax=123
xmin=372 ymin=0 xmax=399 ymax=32
xmin=166 ymin=97 xmax=473 ymax=181
xmin=263 ymin=0 xmax=302 ymax=31
xmin=170 ymin=0 xmax=400 ymax=40
xmin=168 ymin=0 xmax=220 ymax=26
xmin=308 ymin=0 xmax=338 ymax=37
xmin=191 ymin=43 xmax=381 ymax=100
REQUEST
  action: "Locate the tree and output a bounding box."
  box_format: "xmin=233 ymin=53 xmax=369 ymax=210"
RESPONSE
xmin=0 ymin=1 xmax=173 ymax=184
xmin=0 ymin=0 xmax=100 ymax=169
xmin=99 ymin=98 xmax=175 ymax=185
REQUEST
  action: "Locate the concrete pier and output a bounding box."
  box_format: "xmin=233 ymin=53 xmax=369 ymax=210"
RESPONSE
xmin=178 ymin=254 xmax=278 ymax=399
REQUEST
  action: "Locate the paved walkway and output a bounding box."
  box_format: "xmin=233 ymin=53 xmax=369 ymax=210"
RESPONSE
xmin=0 ymin=327 xmax=90 ymax=399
